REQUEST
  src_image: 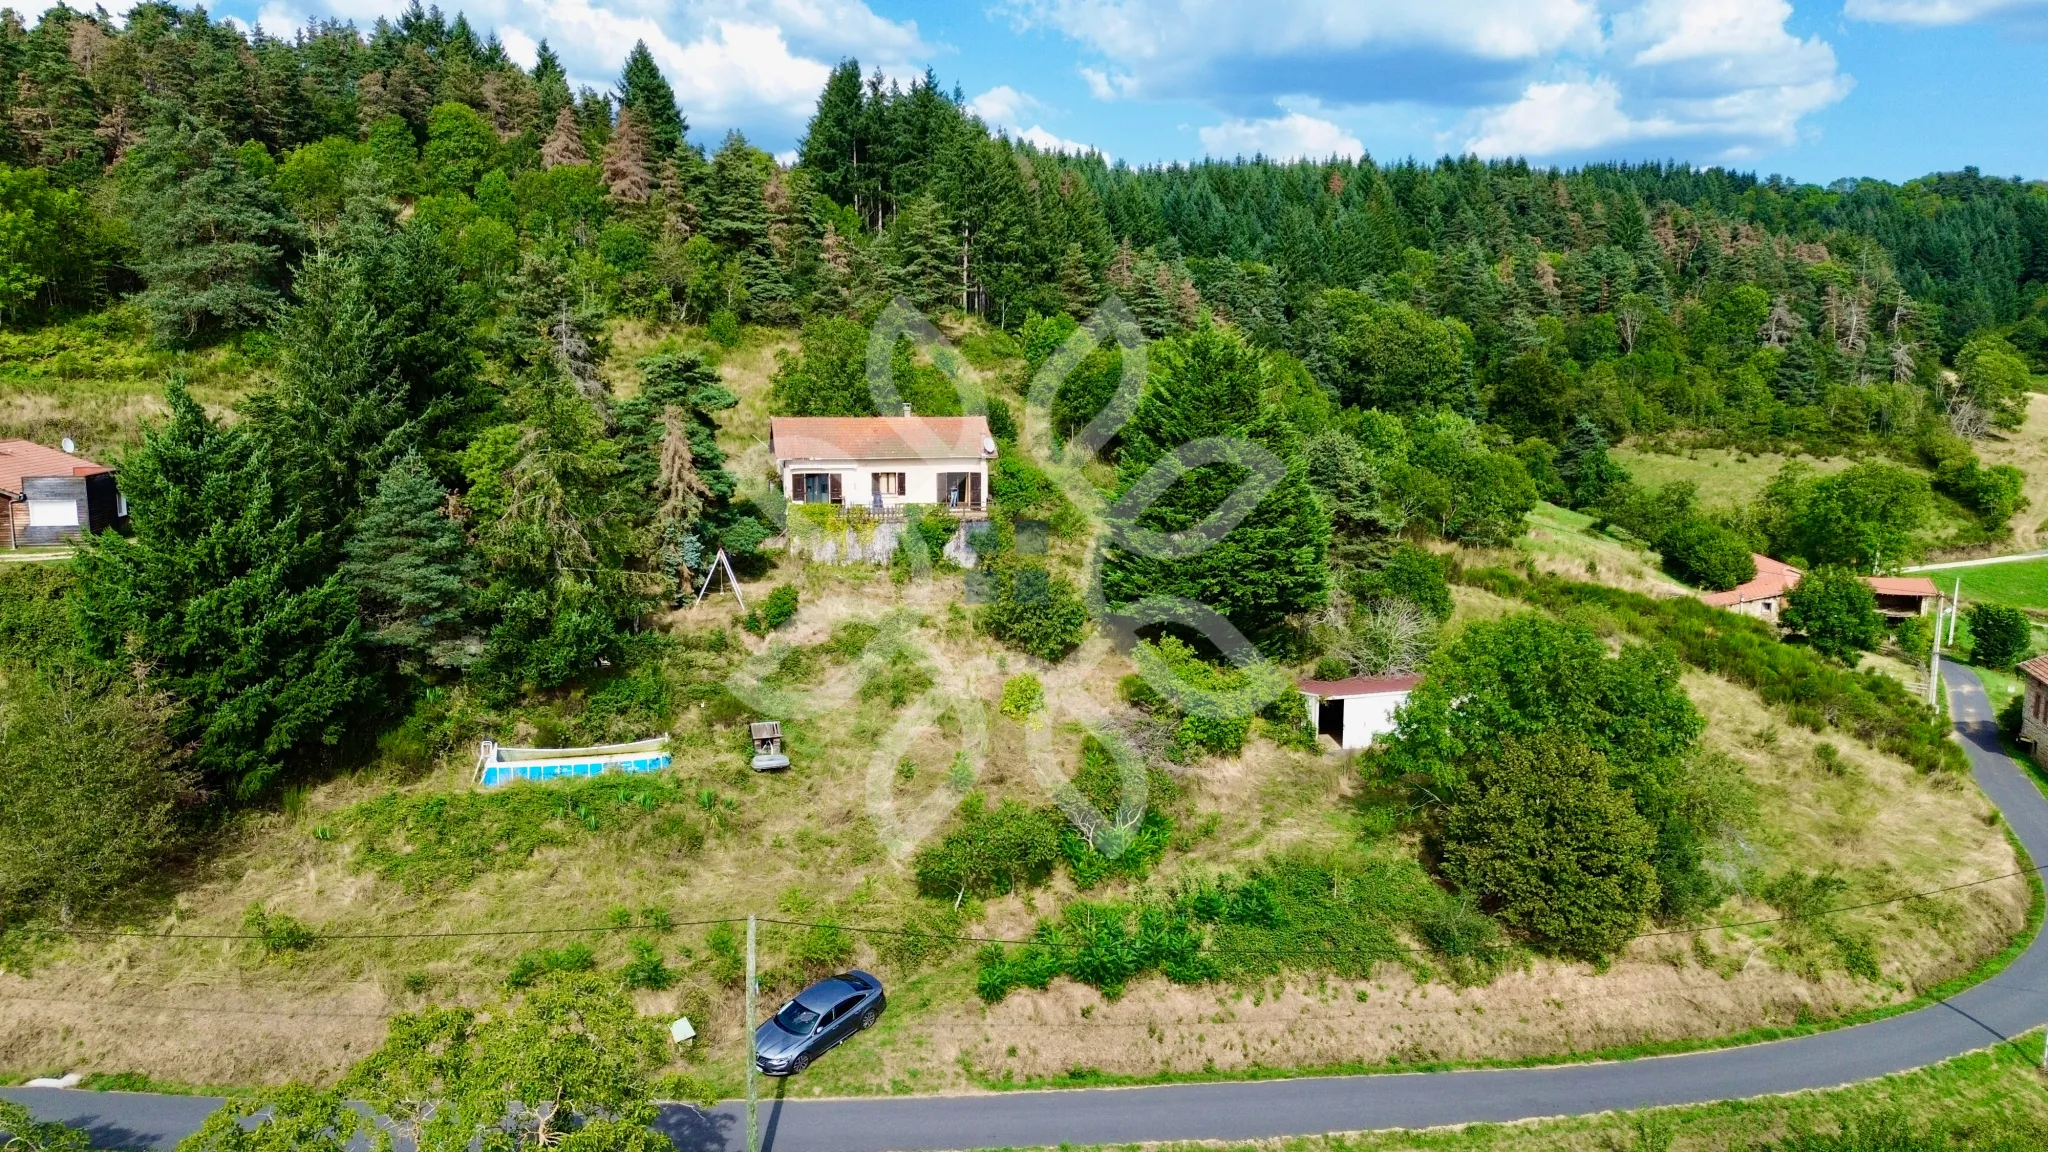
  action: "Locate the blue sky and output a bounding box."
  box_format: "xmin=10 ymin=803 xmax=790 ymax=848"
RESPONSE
xmin=110 ymin=0 xmax=2048 ymax=182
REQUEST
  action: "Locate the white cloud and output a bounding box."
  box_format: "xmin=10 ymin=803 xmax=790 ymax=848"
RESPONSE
xmin=967 ymin=85 xmax=1040 ymax=125
xmin=1009 ymin=0 xmax=1601 ymax=95
xmin=775 ymin=149 xmax=799 ymax=166
xmin=496 ymin=25 xmax=539 ymax=70
xmin=252 ymin=2 xmax=311 ymax=36
xmin=1463 ymin=78 xmax=1655 ymax=157
xmin=1199 ymin=111 xmax=1363 ymax=160
xmin=1845 ymin=0 xmax=2046 ymax=23
xmin=968 ymin=85 xmax=1108 ymax=159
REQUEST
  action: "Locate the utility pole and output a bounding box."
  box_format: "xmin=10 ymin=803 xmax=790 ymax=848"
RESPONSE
xmin=745 ymin=914 xmax=758 ymax=1152
xmin=1950 ymin=577 xmax=1962 ymax=646
xmin=1929 ymin=596 xmax=1945 ymax=707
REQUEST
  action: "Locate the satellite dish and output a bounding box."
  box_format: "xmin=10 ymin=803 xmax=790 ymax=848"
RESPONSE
xmin=60 ymin=437 xmax=74 ymax=454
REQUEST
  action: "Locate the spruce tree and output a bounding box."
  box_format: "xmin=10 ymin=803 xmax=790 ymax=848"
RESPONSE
xmin=1101 ymin=323 xmax=1331 ymax=638
xmin=71 ymin=381 xmax=375 ymax=798
xmin=541 ymin=106 xmax=586 ymax=168
xmin=531 ymin=38 xmax=571 ymax=122
xmin=616 ymin=41 xmax=685 ymax=158
xmin=602 ymin=109 xmax=652 ymax=204
xmin=344 ymin=454 xmax=476 ymax=670
xmin=800 ymin=59 xmax=866 ymax=209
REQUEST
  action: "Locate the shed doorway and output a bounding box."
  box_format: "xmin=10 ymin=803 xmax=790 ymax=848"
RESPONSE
xmin=1316 ymin=696 xmax=1343 ymax=742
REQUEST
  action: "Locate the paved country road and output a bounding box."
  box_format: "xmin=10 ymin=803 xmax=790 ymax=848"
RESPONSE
xmin=9 ymin=663 xmax=2048 ymax=1152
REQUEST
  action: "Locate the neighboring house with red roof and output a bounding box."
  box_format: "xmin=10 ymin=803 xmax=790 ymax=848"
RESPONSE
xmin=0 ymin=439 xmax=124 ymax=548
xmin=1863 ymin=574 xmax=1942 ymax=619
xmin=770 ymin=415 xmax=996 ymax=517
xmin=2014 ymin=655 xmax=2048 ymax=752
xmin=1699 ymin=554 xmax=1804 ymax=624
xmin=1698 ymin=554 xmax=1941 ymax=623
xmin=1298 ymin=672 xmax=1423 ymax=750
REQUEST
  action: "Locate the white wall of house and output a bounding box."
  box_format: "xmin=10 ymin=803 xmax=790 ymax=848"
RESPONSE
xmin=1302 ymin=689 xmax=1411 ymax=750
xmin=779 ymin=456 xmax=989 ymax=508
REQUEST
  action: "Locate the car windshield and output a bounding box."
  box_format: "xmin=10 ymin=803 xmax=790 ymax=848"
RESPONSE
xmin=774 ymin=1001 xmax=821 ymax=1035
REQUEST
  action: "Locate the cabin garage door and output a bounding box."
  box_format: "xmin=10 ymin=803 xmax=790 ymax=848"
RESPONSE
xmin=25 ymin=499 xmax=78 ymax=528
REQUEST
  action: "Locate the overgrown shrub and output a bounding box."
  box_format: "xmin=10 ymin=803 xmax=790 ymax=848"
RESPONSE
xmin=1439 ymin=734 xmax=1661 ymax=960
xmin=999 ymin=674 xmax=1045 ymax=720
xmin=244 ymin=903 xmax=319 ymax=958
xmin=1056 ymin=736 xmax=1176 ymax=888
xmin=0 ymin=666 xmax=190 ymax=929
xmin=1968 ymin=603 xmax=2030 ymax=668
xmin=911 ymin=794 xmax=1065 ymax=901
xmin=621 ymin=938 xmax=677 ymax=990
xmin=1784 ymin=566 xmax=1885 ymax=665
xmin=974 ymin=851 xmax=1455 ymax=1001
xmin=1130 ymin=635 xmax=1290 ymax=760
xmin=976 ymin=562 xmax=1089 ymax=662
xmin=742 ymin=585 xmax=799 ymax=635
xmin=1346 ymin=543 xmax=1452 ymax=619
xmin=1659 ymin=516 xmax=1757 ymax=591
xmin=507 ymin=942 xmax=596 ymax=988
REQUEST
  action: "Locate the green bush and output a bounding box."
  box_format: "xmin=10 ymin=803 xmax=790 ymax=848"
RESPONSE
xmin=621 ymin=938 xmax=677 ymax=991
xmin=1968 ymin=603 xmax=2030 ymax=668
xmin=1783 ymin=566 xmax=1885 ymax=665
xmin=1658 ymin=516 xmax=1757 ymax=591
xmin=742 ymin=584 xmax=799 ymax=635
xmin=1439 ymin=734 xmax=1661 ymax=960
xmin=706 ymin=309 xmax=741 ymax=347
xmin=507 ymin=942 xmax=596 ymax=988
xmin=243 ymin=903 xmax=318 ymax=958
xmin=911 ymin=794 xmax=1065 ymax=901
xmin=0 ymin=666 xmax=190 ymax=930
xmin=999 ymin=674 xmax=1045 ymax=720
xmin=1347 ymin=543 xmax=1452 ymax=619
xmin=977 ymin=562 xmax=1089 ymax=662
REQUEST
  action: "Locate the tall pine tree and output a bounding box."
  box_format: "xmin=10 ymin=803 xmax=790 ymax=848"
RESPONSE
xmin=616 ymin=41 xmax=684 ymax=158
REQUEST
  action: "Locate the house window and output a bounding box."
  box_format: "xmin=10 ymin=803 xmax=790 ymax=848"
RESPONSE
xmin=872 ymin=472 xmax=905 ymax=497
xmin=25 ymin=499 xmax=78 ymax=528
xmin=791 ymin=473 xmax=842 ymax=505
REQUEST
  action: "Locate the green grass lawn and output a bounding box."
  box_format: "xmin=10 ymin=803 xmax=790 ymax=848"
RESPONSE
xmin=1930 ymin=558 xmax=2048 ymax=613
xmin=1611 ymin=445 xmax=1854 ymax=507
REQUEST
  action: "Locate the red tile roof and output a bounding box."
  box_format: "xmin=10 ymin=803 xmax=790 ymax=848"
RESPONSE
xmin=2018 ymin=655 xmax=2048 ymax=686
xmin=770 ymin=417 xmax=995 ymax=463
xmin=1298 ymin=673 xmax=1424 ymax=698
xmin=0 ymin=439 xmax=111 ymax=500
xmin=1864 ymin=575 xmax=1940 ymax=598
xmin=1700 ymin=554 xmax=1802 ymax=608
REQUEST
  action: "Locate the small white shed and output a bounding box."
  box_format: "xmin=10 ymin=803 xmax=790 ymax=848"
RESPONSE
xmin=1299 ymin=673 xmax=1423 ymax=750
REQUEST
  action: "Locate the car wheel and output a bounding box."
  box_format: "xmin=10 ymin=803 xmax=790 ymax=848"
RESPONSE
xmin=859 ymin=1008 xmax=878 ymax=1030
xmin=791 ymin=1053 xmax=811 ymax=1074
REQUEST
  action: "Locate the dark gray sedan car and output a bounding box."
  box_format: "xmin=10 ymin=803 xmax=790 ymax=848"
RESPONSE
xmin=754 ymin=971 xmax=886 ymax=1075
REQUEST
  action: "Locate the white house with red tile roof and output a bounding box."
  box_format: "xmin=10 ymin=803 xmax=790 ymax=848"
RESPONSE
xmin=1298 ymin=672 xmax=1423 ymax=750
xmin=1699 ymin=553 xmax=1804 ymax=623
xmin=0 ymin=439 xmax=124 ymax=548
xmin=1698 ymin=553 xmax=1941 ymax=623
xmin=770 ymin=416 xmax=996 ymax=516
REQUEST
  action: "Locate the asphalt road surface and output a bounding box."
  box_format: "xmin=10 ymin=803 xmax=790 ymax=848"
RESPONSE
xmin=8 ymin=663 xmax=2047 ymax=1152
